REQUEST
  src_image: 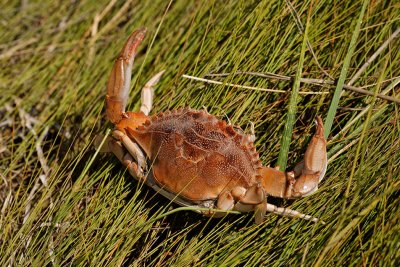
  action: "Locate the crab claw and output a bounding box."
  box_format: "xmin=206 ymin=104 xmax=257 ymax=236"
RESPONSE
xmin=106 ymin=28 xmax=147 ymax=124
xmin=260 ymin=116 xmax=327 ymax=199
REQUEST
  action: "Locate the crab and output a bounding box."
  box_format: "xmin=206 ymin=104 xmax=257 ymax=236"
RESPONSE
xmin=98 ymin=28 xmax=327 ymax=224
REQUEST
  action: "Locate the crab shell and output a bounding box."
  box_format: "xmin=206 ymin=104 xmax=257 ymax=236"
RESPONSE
xmin=126 ymin=108 xmax=262 ymax=202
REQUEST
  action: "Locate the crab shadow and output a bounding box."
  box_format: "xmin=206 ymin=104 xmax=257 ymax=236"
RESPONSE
xmin=96 ymin=154 xmax=292 ymax=248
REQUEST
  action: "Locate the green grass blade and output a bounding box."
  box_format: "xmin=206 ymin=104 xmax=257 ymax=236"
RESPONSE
xmin=277 ymin=5 xmax=310 ymax=170
xmin=324 ymin=0 xmax=370 ymax=138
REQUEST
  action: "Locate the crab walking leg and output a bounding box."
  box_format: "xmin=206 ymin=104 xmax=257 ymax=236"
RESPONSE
xmin=112 ymin=130 xmax=146 ymax=178
xmin=260 ymin=116 xmax=327 ymax=199
xmin=265 ymin=203 xmax=324 ymax=224
xmin=93 ymin=135 xmax=142 ymax=180
xmin=211 ymin=191 xmax=235 ymax=217
xmin=105 ymin=138 xmax=144 ymax=179
xmin=248 ymin=121 xmax=256 ymax=143
xmin=140 ymin=70 xmax=165 ymax=115
xmin=122 ymin=153 xmax=143 ymax=179
xmin=191 ymin=191 xmax=234 ymax=218
xmin=254 ymin=202 xmax=268 ymax=224
xmin=204 ymin=188 xmax=252 ymax=218
xmin=93 ymin=135 xmax=113 ymax=153
xmin=208 ymin=185 xmax=267 ymax=220
xmin=106 ymin=28 xmax=147 ymax=124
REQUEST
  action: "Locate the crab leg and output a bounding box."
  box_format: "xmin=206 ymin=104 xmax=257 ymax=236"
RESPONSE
xmin=106 ymin=28 xmax=147 ymax=124
xmin=112 ymin=130 xmax=146 ymax=178
xmin=265 ymin=203 xmax=324 ymax=224
xmin=260 ymin=116 xmax=327 ymax=199
xmin=94 ymin=132 xmax=145 ymax=179
xmin=140 ymin=70 xmax=165 ymax=115
xmin=248 ymin=121 xmax=256 ymax=143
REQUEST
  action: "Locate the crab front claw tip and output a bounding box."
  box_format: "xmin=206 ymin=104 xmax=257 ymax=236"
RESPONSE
xmin=315 ymin=116 xmax=324 ymax=137
xmin=120 ymin=28 xmax=147 ymax=62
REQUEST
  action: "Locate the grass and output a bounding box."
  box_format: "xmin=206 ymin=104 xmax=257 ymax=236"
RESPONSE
xmin=1 ymin=0 xmax=400 ymax=266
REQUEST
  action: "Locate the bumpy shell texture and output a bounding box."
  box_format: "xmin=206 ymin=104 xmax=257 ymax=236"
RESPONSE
xmin=126 ymin=108 xmax=263 ymax=201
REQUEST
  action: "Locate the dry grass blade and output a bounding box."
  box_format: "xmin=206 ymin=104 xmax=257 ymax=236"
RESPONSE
xmin=207 ymin=71 xmax=400 ymax=104
xmin=182 ymin=74 xmax=328 ymax=94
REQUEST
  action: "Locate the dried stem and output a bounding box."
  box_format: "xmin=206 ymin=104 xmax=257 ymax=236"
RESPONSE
xmin=348 ymin=27 xmax=400 ymax=86
xmin=206 ymin=71 xmax=400 ymax=104
xmin=182 ymin=74 xmax=328 ymax=95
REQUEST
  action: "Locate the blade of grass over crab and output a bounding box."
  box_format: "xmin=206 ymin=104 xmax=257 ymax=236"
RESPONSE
xmin=276 ymin=6 xmax=310 ymax=171
xmin=324 ymin=0 xmax=369 ymax=138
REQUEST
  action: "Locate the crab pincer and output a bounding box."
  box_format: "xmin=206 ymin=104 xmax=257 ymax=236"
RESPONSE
xmin=259 ymin=117 xmax=327 ymax=199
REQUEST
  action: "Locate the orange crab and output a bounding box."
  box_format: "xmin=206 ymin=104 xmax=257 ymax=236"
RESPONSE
xmin=99 ymin=28 xmax=327 ymax=224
